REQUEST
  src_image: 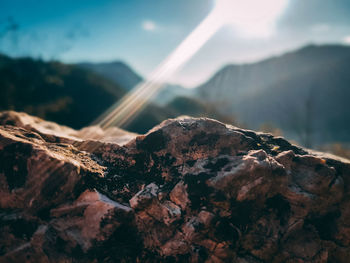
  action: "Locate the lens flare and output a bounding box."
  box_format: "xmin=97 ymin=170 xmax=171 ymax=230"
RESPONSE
xmin=94 ymin=0 xmax=289 ymax=130
xmin=215 ymin=0 xmax=288 ymax=21
xmin=95 ymin=11 xmax=222 ymax=129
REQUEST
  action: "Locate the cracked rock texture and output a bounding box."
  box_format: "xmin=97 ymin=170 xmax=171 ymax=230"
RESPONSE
xmin=0 ymin=111 xmax=350 ymax=263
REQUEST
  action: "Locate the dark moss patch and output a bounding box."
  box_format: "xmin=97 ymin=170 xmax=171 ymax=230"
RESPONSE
xmin=271 ymin=137 xmax=292 ymax=148
xmin=219 ymin=147 xmax=232 ymax=155
xmin=314 ymin=164 xmax=330 ymax=174
xmin=37 ymin=207 xmax=52 ymax=221
xmin=305 ymin=210 xmax=341 ymax=240
xmin=270 ymin=137 xmax=307 ymax=155
xmin=0 ymin=217 xmax=38 ymax=240
xmin=0 ymin=142 xmax=32 ymax=190
xmin=292 ymin=156 xmax=301 ymax=163
xmin=211 ymin=191 xmax=227 ymax=202
xmin=181 ymin=148 xmax=189 ymax=154
xmin=193 ymin=246 xmax=209 ymax=262
xmin=137 ymin=130 xmax=168 ymax=152
xmin=189 ymin=132 xmax=220 ymax=147
xmin=133 ymin=152 xmax=152 ymax=173
xmin=97 ymin=151 xmax=168 ymax=203
xmin=186 ymin=160 xmax=196 ymax=167
xmin=12 ymin=219 xmax=38 ymax=239
xmin=214 ymin=218 xmax=239 ymax=243
xmin=265 ymin=194 xmax=291 ymax=225
xmin=204 ymin=157 xmax=229 ymax=171
xmin=89 ymin=224 xmax=143 ymax=263
xmin=229 ymin=200 xmax=262 ymax=231
xmin=157 ymin=153 xmax=176 ymax=168
xmin=164 ymin=253 xmax=191 ymax=263
xmin=164 ymin=256 xmax=177 ymax=263
xmin=239 ymin=130 xmax=260 ymax=141
xmin=184 ymin=172 xmax=213 ymax=210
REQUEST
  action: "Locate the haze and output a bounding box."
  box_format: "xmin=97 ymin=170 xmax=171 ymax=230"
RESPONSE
xmin=1 ymin=0 xmax=350 ymax=87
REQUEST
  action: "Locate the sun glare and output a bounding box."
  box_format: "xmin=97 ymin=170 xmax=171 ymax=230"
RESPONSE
xmin=95 ymin=0 xmax=290 ymax=130
xmin=214 ymin=0 xmax=289 ymax=37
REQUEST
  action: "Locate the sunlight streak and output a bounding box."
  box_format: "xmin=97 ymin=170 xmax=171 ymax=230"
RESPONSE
xmin=94 ymin=0 xmax=289 ymax=130
xmin=215 ymin=0 xmax=289 ymax=37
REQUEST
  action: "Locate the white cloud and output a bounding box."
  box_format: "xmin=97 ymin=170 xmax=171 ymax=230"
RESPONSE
xmin=142 ymin=20 xmax=157 ymax=31
xmin=343 ymin=35 xmax=350 ymax=45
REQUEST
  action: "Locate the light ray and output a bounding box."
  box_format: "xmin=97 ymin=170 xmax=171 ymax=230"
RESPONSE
xmin=95 ymin=11 xmax=222 ymax=129
xmin=94 ymin=0 xmax=289 ymax=130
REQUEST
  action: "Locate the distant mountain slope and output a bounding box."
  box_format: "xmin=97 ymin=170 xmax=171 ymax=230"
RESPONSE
xmin=166 ymin=96 xmax=237 ymax=125
xmin=235 ymin=57 xmax=350 ymax=145
xmin=77 ymin=61 xmax=142 ymax=91
xmin=198 ymin=44 xmax=350 ymax=105
xmin=0 ymin=54 xmax=234 ymax=134
xmin=153 ymin=84 xmax=195 ymax=106
xmin=77 ymin=61 xmax=194 ymax=105
xmin=0 ymin=55 xmax=178 ymax=133
xmin=196 ymin=44 xmax=350 ymax=146
xmin=0 ymin=55 xmax=126 ymax=129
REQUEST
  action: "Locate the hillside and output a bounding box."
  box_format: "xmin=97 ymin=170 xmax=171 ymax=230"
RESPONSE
xmin=0 ymin=54 xmax=233 ymax=134
xmin=235 ymin=57 xmax=350 ymax=146
xmin=126 ymin=96 xmax=237 ymax=132
xmin=0 ymin=55 xmax=125 ymax=129
xmin=166 ymin=96 xmax=236 ymax=125
xmin=77 ymin=61 xmax=142 ymax=91
xmin=198 ymin=44 xmax=350 ymax=104
xmin=197 ymin=44 xmax=350 ymax=146
xmin=77 ymin=61 xmax=194 ymax=105
xmin=0 ymin=54 xmax=176 ymax=133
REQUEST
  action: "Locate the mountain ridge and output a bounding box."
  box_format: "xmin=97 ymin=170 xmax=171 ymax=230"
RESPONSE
xmin=77 ymin=61 xmax=142 ymax=91
xmin=77 ymin=60 xmax=194 ymax=105
xmin=197 ymin=44 xmax=350 ymax=101
xmin=196 ymin=44 xmax=350 ymax=146
xmin=0 ymin=53 xmax=231 ymax=134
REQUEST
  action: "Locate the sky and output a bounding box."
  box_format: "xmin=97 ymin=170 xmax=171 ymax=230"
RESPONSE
xmin=1 ymin=0 xmax=350 ymax=87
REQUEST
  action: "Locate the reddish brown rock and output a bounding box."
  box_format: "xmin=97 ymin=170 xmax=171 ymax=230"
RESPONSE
xmin=0 ymin=112 xmax=350 ymax=262
xmin=0 ymin=111 xmax=137 ymax=145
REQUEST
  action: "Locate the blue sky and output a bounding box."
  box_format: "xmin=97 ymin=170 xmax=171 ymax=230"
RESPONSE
xmin=1 ymin=0 xmax=350 ymax=87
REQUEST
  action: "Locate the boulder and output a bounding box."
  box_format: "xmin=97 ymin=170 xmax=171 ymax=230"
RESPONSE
xmin=0 ymin=112 xmax=349 ymax=262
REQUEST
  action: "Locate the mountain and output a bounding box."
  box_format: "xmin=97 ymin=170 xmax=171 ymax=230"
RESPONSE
xmin=0 ymin=55 xmax=125 ymax=129
xmin=166 ymin=96 xmax=236 ymax=125
xmin=124 ymin=96 xmax=237 ymax=133
xmin=0 ymin=54 xmax=179 ymax=133
xmin=196 ymin=44 xmax=350 ymax=146
xmin=77 ymin=61 xmax=142 ymax=91
xmin=198 ymin=44 xmax=350 ymax=105
xmin=77 ymin=61 xmax=193 ymax=105
xmin=153 ymin=84 xmax=195 ymax=106
xmin=235 ymin=57 xmax=350 ymax=146
xmin=0 ymin=54 xmax=234 ymax=134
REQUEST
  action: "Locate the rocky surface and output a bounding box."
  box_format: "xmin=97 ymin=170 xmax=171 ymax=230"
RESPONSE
xmin=0 ymin=111 xmax=350 ymax=262
xmin=0 ymin=111 xmax=137 ymax=145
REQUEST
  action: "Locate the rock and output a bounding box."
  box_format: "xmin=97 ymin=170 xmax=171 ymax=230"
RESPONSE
xmin=129 ymin=183 xmax=159 ymax=210
xmin=170 ymin=181 xmax=190 ymax=210
xmin=1 ymin=112 xmax=350 ymax=262
xmin=0 ymin=111 xmax=137 ymax=145
xmin=50 ymin=189 xmax=132 ymax=252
